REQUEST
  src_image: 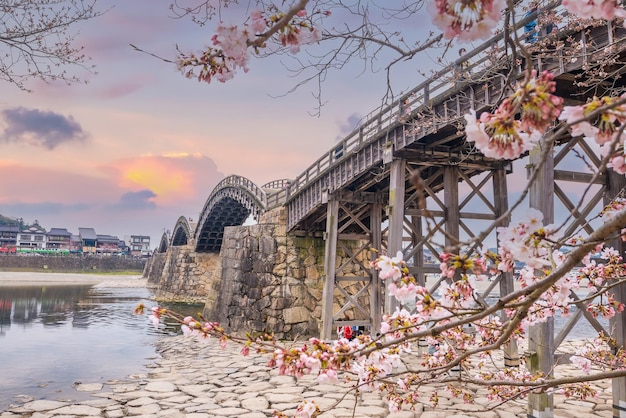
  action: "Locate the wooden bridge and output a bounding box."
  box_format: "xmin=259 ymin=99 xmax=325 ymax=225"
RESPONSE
xmin=155 ymin=7 xmax=626 ymax=417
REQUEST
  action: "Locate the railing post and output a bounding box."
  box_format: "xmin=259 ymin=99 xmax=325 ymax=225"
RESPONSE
xmin=527 ymin=144 xmax=555 ymax=418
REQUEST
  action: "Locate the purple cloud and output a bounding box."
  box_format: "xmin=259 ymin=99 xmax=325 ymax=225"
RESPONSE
xmin=1 ymin=107 xmax=89 ymax=149
xmin=115 ymin=190 xmax=158 ymax=210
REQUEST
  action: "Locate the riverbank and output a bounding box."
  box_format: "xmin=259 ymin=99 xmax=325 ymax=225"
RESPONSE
xmin=0 ymin=271 xmax=146 ymax=287
xmin=0 ymin=254 xmax=145 ymax=274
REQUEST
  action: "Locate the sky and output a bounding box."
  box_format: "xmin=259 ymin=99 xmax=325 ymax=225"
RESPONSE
xmin=0 ymin=0 xmax=447 ymax=245
xmin=0 ymin=1 xmax=558 ymax=248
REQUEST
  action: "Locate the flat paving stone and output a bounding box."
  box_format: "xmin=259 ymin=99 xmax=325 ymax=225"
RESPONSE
xmin=0 ymin=335 xmax=615 ymax=418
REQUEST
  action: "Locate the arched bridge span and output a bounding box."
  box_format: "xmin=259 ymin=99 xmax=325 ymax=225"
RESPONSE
xmin=157 ymin=232 xmax=169 ymax=253
xmin=195 ymin=175 xmax=267 ymax=253
xmin=171 ymin=216 xmax=196 ymax=247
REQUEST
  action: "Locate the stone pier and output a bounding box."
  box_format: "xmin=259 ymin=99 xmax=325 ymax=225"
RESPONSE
xmin=145 ymin=207 xmax=369 ymax=339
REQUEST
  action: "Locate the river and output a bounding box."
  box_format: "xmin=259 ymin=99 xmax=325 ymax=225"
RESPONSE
xmin=0 ymin=280 xmax=202 ymax=410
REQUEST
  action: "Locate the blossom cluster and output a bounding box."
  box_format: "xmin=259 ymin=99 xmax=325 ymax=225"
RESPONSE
xmin=562 ymin=0 xmax=626 ymax=23
xmin=427 ymin=0 xmax=626 ymax=42
xmin=559 ymin=95 xmax=626 ymax=174
xmin=465 ymin=70 xmax=563 ymax=160
xmin=178 ymin=7 xmax=322 ymax=84
xmin=429 ymin=0 xmax=506 ymax=41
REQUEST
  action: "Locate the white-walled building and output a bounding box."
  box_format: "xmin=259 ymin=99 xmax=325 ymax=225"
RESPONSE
xmin=17 ymin=225 xmax=47 ymax=249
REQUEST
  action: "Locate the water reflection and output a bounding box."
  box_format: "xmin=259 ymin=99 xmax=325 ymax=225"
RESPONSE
xmin=0 ymin=283 xmax=203 ymax=410
xmin=0 ymin=286 xmax=92 ymax=333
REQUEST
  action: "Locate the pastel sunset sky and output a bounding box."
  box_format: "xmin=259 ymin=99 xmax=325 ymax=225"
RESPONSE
xmin=0 ymin=1 xmax=445 ymax=244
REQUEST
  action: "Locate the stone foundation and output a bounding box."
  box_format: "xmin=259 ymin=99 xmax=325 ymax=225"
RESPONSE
xmin=146 ymin=245 xmax=220 ymax=304
xmin=148 ymin=207 xmax=371 ymax=339
xmin=202 ymin=207 xmax=326 ymax=339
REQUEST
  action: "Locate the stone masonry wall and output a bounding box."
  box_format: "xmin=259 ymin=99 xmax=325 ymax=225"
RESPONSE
xmin=148 ymin=245 xmax=220 ymax=304
xmin=143 ymin=252 xmax=166 ymax=284
xmin=202 ymin=207 xmax=326 ymax=339
xmin=0 ymin=254 xmax=145 ymax=272
xmin=149 ymin=206 xmax=370 ymax=339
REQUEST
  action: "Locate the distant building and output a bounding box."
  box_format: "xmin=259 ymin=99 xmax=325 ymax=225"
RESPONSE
xmin=78 ymin=228 xmax=97 ymax=254
xmin=118 ymin=240 xmax=130 ymax=255
xmin=96 ymin=234 xmax=121 ymax=254
xmin=47 ymin=228 xmax=72 ymax=250
xmin=126 ymin=235 xmax=151 ymax=257
xmin=0 ymin=225 xmax=19 ymax=248
xmin=70 ymin=234 xmax=82 ymax=253
xmin=0 ymin=218 xmax=149 ymax=256
xmin=17 ymin=225 xmax=47 ymax=249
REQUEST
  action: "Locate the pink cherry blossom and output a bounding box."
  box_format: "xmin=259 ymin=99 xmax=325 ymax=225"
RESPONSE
xmin=428 ymin=0 xmax=506 ymax=41
xmin=373 ymin=251 xmax=405 ymax=281
xmin=563 ymin=0 xmax=626 ymax=22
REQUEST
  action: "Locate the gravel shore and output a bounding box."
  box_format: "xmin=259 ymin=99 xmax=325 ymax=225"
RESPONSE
xmin=0 ymin=271 xmax=146 ymax=287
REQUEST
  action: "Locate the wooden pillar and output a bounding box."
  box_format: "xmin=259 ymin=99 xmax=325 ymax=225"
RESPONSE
xmin=607 ymin=171 xmax=626 ymax=418
xmin=444 ymin=166 xmax=460 ymax=249
xmin=321 ymin=198 xmax=339 ymax=340
xmin=370 ymin=202 xmax=383 ymax=334
xmin=528 ymin=145 xmax=555 ymax=418
xmin=412 ymin=215 xmax=425 ymax=286
xmin=386 ymin=159 xmax=406 ymax=314
xmin=493 ymin=167 xmax=520 ymax=367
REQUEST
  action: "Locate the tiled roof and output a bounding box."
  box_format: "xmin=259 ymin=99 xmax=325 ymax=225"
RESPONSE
xmin=97 ymin=234 xmax=119 ymax=243
xmin=78 ymin=227 xmax=97 ymax=240
xmin=48 ymin=228 xmax=71 ymax=236
xmin=0 ymin=225 xmax=19 ymax=232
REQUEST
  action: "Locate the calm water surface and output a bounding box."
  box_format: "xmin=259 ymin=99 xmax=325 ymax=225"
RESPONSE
xmin=0 ymin=282 xmax=203 ymax=410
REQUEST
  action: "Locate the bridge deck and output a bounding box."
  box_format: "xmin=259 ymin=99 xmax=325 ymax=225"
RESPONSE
xmin=279 ymin=15 xmax=626 ymax=232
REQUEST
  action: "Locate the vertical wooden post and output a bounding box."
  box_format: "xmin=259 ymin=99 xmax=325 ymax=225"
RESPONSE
xmin=607 ymin=171 xmax=626 ymax=418
xmin=412 ymin=215 xmax=425 ymax=286
xmin=493 ymin=167 xmax=520 ymax=367
xmin=321 ymin=198 xmax=339 ymax=340
xmin=386 ymin=159 xmax=406 ymax=314
xmin=528 ymin=145 xmax=555 ymax=418
xmin=444 ymin=166 xmax=460 ymax=249
xmin=370 ymin=201 xmax=383 ymax=334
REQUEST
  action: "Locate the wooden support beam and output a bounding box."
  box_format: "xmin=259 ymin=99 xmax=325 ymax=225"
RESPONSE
xmin=607 ymin=170 xmax=626 ymax=418
xmin=493 ymin=167 xmax=519 ymax=368
xmin=386 ymin=158 xmax=406 ymax=314
xmin=528 ymin=145 xmax=555 ymax=418
xmin=371 ymin=202 xmax=383 ymax=334
xmin=444 ymin=166 xmax=460 ymax=249
xmin=321 ymin=199 xmax=339 ymax=340
xmin=553 ymin=169 xmax=605 ymax=184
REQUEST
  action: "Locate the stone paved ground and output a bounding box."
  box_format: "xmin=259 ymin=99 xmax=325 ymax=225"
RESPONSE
xmin=0 ymin=336 xmax=613 ymax=417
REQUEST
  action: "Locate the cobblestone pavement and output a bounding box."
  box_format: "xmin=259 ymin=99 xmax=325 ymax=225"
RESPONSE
xmin=0 ymin=336 xmax=613 ymax=417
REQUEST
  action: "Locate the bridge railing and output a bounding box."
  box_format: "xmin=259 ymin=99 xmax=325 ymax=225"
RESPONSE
xmin=264 ymin=179 xmax=293 ymax=209
xmin=284 ymin=2 xmax=570 ymax=203
xmin=262 ymin=179 xmax=293 ymax=190
xmin=214 ymin=175 xmax=268 ymax=208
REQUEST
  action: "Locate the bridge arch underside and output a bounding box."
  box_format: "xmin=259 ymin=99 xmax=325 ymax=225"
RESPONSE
xmin=158 ymin=233 xmax=169 ymax=253
xmin=195 ymin=197 xmax=251 ymax=253
xmin=171 ymin=225 xmax=190 ymax=246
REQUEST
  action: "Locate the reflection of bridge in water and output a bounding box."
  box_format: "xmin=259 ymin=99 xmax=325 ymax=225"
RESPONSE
xmin=153 ymin=10 xmax=626 ymax=417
